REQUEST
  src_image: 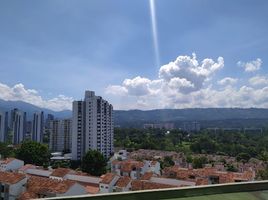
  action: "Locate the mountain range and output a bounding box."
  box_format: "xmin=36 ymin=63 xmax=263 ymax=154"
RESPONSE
xmin=1 ymin=99 xmax=268 ymax=128
xmin=0 ymin=99 xmax=71 ymax=119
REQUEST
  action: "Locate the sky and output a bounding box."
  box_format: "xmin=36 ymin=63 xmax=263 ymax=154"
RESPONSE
xmin=0 ymin=0 xmax=268 ymax=111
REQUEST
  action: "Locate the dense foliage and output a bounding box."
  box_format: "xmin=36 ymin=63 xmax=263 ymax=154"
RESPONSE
xmin=81 ymin=150 xmax=107 ymax=176
xmin=114 ymin=128 xmax=268 ymax=161
xmin=16 ymin=140 xmax=50 ymax=166
xmin=0 ymin=142 xmax=15 ymax=158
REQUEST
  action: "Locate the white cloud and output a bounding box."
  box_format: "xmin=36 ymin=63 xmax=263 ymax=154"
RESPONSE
xmin=249 ymin=75 xmax=268 ymax=86
xmin=0 ymin=83 xmax=73 ymax=111
xmin=106 ymin=54 xmax=268 ymax=109
xmin=217 ymin=77 xmax=238 ymax=86
xmin=237 ymin=58 xmax=262 ymax=72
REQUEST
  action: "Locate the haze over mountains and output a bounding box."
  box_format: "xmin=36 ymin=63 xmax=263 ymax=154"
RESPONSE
xmin=1 ymin=99 xmax=268 ymax=128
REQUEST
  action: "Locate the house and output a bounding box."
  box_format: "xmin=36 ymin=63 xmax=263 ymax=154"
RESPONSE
xmin=143 ymin=160 xmax=161 ymax=175
xmin=49 ymin=168 xmax=71 ymax=180
xmin=0 ymin=158 xmax=24 ymax=172
xmin=0 ymin=171 xmax=27 ymax=200
xmin=99 ymin=173 xmax=119 ymax=193
xmin=112 ymin=159 xmax=159 ymax=179
xmin=20 ymin=176 xmax=87 ymax=199
xmin=162 ymin=166 xmax=255 ymax=185
xmin=114 ymin=176 xmax=132 ymax=192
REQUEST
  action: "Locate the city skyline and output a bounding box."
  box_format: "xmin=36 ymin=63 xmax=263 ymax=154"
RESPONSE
xmin=0 ymin=0 xmax=268 ymax=111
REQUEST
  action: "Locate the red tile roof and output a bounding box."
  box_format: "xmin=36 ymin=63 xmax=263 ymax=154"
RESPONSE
xmin=115 ymin=176 xmax=131 ymax=188
xmin=131 ymin=180 xmax=177 ymax=191
xmin=0 ymin=171 xmax=26 ymax=184
xmin=18 ymin=191 xmax=38 ymax=200
xmin=141 ymin=172 xmax=154 ymax=180
xmin=27 ymin=176 xmax=77 ymax=194
xmin=85 ymin=185 xmax=99 ymax=194
xmin=50 ymin=168 xmax=70 ymax=177
xmin=100 ymin=173 xmax=116 ymax=184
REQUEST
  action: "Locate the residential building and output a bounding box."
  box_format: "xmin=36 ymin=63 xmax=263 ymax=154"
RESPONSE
xmin=114 ymin=176 xmax=131 ymax=192
xmin=32 ymin=111 xmax=44 ymax=143
xmin=45 ymin=114 xmax=54 ymax=129
xmin=25 ymin=121 xmax=32 ymax=140
xmin=0 ymin=158 xmax=24 ymax=172
xmin=49 ymin=119 xmax=72 ymax=152
xmin=0 ymin=171 xmax=27 ymax=200
xmin=20 ymin=176 xmax=87 ymax=199
xmin=99 ymin=173 xmax=119 ymax=193
xmin=0 ymin=111 xmax=8 ymax=142
xmin=162 ymin=166 xmax=255 ymax=185
xmin=72 ymin=91 xmax=114 ymax=160
xmin=111 ymin=160 xmax=161 ymax=179
xmin=10 ymin=109 xmax=26 ymax=145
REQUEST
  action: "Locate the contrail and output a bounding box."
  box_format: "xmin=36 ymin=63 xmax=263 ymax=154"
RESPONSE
xmin=149 ymin=0 xmax=160 ymax=69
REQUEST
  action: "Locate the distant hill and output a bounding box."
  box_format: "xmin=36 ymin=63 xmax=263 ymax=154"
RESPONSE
xmin=0 ymin=99 xmax=71 ymax=119
xmin=114 ymin=108 xmax=268 ymax=128
xmin=1 ymin=99 xmax=268 ymax=128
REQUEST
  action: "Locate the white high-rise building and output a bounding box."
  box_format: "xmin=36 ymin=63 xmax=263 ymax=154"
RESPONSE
xmin=49 ymin=119 xmax=72 ymax=152
xmin=72 ymin=91 xmax=114 ymax=160
xmin=32 ymin=111 xmax=44 ymax=142
xmin=10 ymin=109 xmax=26 ymax=145
xmin=0 ymin=111 xmax=8 ymax=142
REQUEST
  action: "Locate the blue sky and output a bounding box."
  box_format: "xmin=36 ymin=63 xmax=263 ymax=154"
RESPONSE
xmin=0 ymin=0 xmax=268 ymax=110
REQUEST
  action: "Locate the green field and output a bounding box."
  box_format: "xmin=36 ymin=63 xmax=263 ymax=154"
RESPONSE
xmin=167 ymin=190 xmax=268 ymax=200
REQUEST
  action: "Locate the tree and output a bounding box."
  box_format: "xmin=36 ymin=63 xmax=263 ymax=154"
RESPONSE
xmin=0 ymin=142 xmax=15 ymax=158
xmin=16 ymin=141 xmax=50 ymax=166
xmin=236 ymin=152 xmax=251 ymax=163
xmin=192 ymin=156 xmax=208 ymax=169
xmin=161 ymin=156 xmax=175 ymax=169
xmin=81 ymin=150 xmax=107 ymax=176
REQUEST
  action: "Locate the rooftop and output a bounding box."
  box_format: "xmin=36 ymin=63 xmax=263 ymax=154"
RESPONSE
xmin=0 ymin=171 xmax=26 ymax=184
xmin=43 ymin=180 xmax=268 ymax=200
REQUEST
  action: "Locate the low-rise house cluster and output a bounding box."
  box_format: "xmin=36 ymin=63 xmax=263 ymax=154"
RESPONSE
xmin=111 ymin=159 xmax=161 ymax=179
xmin=0 ymin=156 xmax=261 ymax=199
xmin=162 ymin=166 xmax=255 ymax=185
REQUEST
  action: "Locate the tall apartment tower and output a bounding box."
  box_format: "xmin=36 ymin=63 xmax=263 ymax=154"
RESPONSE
xmin=72 ymin=91 xmax=114 ymax=160
xmin=0 ymin=111 xmax=8 ymax=142
xmin=49 ymin=119 xmax=72 ymax=152
xmin=10 ymin=109 xmax=26 ymax=144
xmin=32 ymin=111 xmax=44 ymax=143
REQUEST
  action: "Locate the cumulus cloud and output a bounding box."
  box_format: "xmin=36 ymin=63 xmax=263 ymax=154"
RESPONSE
xmin=106 ymin=54 xmax=268 ymax=109
xmin=217 ymin=77 xmax=238 ymax=86
xmin=106 ymin=54 xmax=224 ymax=98
xmin=237 ymin=58 xmax=262 ymax=72
xmin=0 ymin=83 xmax=72 ymax=111
xmin=249 ymin=75 xmax=268 ymax=86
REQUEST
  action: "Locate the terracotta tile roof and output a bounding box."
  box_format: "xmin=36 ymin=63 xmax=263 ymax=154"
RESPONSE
xmin=131 ymin=180 xmax=176 ymax=191
xmin=0 ymin=171 xmax=26 ymax=184
xmin=141 ymin=172 xmax=153 ymax=180
xmin=115 ymin=176 xmax=131 ymax=188
xmin=50 ymin=168 xmax=71 ymax=177
xmin=100 ymin=173 xmax=116 ymax=184
xmin=162 ymin=166 xmax=254 ymax=185
xmin=18 ymin=191 xmax=38 ymax=200
xmin=85 ymin=185 xmax=99 ymax=194
xmin=27 ymin=176 xmax=76 ymax=194
xmin=121 ymin=160 xmax=144 ymax=172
